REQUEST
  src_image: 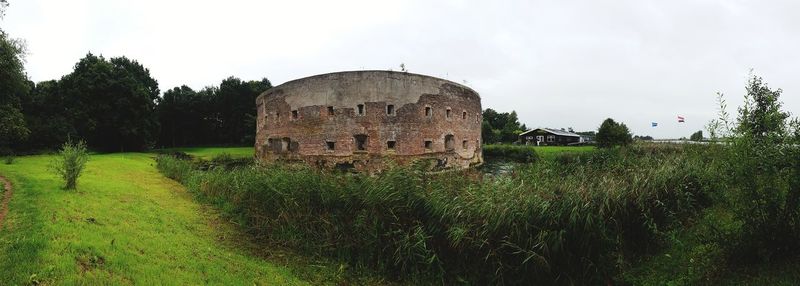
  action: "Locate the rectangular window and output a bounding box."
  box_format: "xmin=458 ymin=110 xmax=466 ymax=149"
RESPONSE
xmin=354 ymin=134 xmax=368 ymax=151
xmin=291 ymin=110 xmax=299 ymax=119
xmin=357 ymin=104 xmax=365 ymax=116
xmin=386 ymin=104 xmax=395 ymax=116
xmin=462 ymin=111 xmax=467 ymax=120
xmin=424 ymin=140 xmax=432 ymax=150
xmin=547 ymin=135 xmax=555 ymax=142
xmin=462 ymin=140 xmax=468 ymax=149
xmin=387 ymin=140 xmax=396 ymax=150
xmin=446 ymin=108 xmax=451 ymax=119
xmin=326 ymin=141 xmax=335 ymax=150
xmin=327 ymin=106 xmax=334 ymax=116
xmin=425 ymin=106 xmax=432 ymax=117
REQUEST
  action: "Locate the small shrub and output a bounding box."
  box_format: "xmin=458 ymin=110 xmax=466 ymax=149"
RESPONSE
xmin=3 ymin=155 xmax=13 ymax=165
xmin=50 ymin=140 xmax=89 ymax=190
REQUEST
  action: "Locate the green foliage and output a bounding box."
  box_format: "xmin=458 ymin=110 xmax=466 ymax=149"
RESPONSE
xmin=155 ymin=77 xmax=272 ymax=148
xmin=55 ymin=54 xmax=160 ymax=152
xmin=709 ymin=75 xmax=800 ymax=263
xmin=3 ymin=154 xmax=13 ymax=164
xmin=157 ymin=144 xmax=715 ymax=284
xmin=689 ymin=130 xmax=703 ymax=141
xmin=596 ymin=118 xmax=633 ymax=148
xmin=0 ymin=28 xmax=31 ymax=152
xmin=481 ymin=108 xmax=527 ymax=144
xmin=482 ymin=144 xmax=539 ymax=162
xmin=50 ymin=140 xmax=89 ymax=190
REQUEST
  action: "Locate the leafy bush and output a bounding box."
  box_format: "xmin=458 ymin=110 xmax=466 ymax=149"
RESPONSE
xmin=157 ymin=144 xmax=715 ymax=284
xmin=50 ymin=140 xmax=89 ymax=189
xmin=708 ymin=75 xmax=800 ymax=262
xmin=482 ymin=144 xmax=539 ymax=162
xmin=3 ymin=154 xmax=13 ymax=164
xmin=689 ymin=130 xmax=703 ymax=141
xmin=596 ymin=118 xmax=632 ymax=148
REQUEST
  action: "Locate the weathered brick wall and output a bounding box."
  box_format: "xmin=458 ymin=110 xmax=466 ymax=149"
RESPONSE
xmin=255 ymin=71 xmax=482 ymax=172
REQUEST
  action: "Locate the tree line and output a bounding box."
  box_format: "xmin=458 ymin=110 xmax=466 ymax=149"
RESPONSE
xmin=2 ymin=51 xmax=270 ymax=153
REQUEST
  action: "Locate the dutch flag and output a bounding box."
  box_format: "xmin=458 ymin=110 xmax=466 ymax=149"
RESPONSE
xmin=677 ymin=116 xmax=685 ymax=123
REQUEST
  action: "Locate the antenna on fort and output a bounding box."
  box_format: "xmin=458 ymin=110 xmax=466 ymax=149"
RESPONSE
xmin=400 ymin=63 xmax=407 ymax=72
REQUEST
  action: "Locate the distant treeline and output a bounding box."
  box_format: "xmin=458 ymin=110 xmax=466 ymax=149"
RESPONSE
xmin=6 ymin=53 xmax=271 ymax=153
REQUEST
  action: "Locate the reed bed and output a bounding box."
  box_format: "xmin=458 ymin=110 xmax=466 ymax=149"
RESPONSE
xmin=157 ymin=145 xmax=719 ymax=284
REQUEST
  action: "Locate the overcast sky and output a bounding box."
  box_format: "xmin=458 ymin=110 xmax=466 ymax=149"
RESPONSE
xmin=2 ymin=0 xmax=798 ymax=138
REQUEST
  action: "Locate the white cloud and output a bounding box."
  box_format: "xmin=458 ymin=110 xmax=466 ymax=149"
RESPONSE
xmin=2 ymin=0 xmax=798 ymax=138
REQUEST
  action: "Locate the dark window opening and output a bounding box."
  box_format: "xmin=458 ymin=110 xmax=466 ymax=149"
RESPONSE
xmin=445 ymin=135 xmax=455 ymax=151
xmin=446 ymin=108 xmax=451 ymax=119
xmin=387 ymin=140 xmax=396 ymax=150
xmin=354 ymin=134 xmax=368 ymax=151
xmin=462 ymin=111 xmax=467 ymax=120
xmin=281 ymin=137 xmax=291 ymax=152
xmin=267 ymin=138 xmax=283 ymax=153
xmin=326 ymin=141 xmax=335 ymax=150
xmin=462 ymin=140 xmax=468 ymax=149
xmin=424 ymin=140 xmax=432 ymax=150
xmin=386 ymin=104 xmax=395 ymax=115
xmin=327 ymin=106 xmax=334 ymax=116
xmin=291 ymin=110 xmax=298 ymax=119
xmin=425 ymin=106 xmax=432 ymax=117
xmin=357 ymin=104 xmax=365 ymax=116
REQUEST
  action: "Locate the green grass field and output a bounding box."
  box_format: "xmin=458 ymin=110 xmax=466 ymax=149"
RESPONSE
xmin=0 ymin=151 xmax=304 ymax=285
xmin=155 ymin=146 xmax=254 ymax=160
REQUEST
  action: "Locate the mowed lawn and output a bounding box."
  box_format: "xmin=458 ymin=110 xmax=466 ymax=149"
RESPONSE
xmin=0 ymin=152 xmax=304 ymax=285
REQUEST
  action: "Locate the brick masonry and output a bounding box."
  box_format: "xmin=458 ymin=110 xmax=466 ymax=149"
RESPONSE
xmin=255 ymin=70 xmax=483 ymax=172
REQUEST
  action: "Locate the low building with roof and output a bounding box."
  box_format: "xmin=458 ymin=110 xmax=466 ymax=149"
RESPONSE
xmin=518 ymin=128 xmax=583 ymax=146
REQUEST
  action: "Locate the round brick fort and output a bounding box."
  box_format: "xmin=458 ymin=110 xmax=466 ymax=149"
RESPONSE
xmin=255 ymin=71 xmax=483 ymax=172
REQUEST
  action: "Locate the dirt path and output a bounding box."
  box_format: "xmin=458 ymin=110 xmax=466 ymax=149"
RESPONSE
xmin=0 ymin=176 xmax=12 ymax=228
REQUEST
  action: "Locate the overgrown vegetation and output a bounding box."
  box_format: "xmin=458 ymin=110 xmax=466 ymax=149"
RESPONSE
xmin=49 ymin=140 xmax=89 ymax=189
xmin=158 ymin=145 xmax=717 ymax=284
xmin=708 ymin=75 xmax=800 ymax=263
xmin=482 ymin=144 xmax=539 ymax=162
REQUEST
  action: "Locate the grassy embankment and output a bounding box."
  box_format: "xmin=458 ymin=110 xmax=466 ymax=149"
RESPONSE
xmin=0 ymin=152 xmax=305 ymax=284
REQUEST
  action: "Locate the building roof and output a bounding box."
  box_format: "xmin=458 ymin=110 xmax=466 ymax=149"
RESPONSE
xmin=519 ymin=128 xmax=581 ymax=138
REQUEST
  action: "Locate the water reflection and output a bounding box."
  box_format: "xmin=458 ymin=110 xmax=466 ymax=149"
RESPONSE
xmin=479 ymin=157 xmax=519 ymax=176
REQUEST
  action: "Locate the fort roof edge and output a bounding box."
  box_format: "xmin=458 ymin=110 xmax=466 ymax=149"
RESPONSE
xmin=256 ymin=70 xmax=480 ymax=101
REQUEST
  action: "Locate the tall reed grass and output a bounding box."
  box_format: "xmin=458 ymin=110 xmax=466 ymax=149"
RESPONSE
xmin=156 ymin=144 xmax=718 ymax=284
